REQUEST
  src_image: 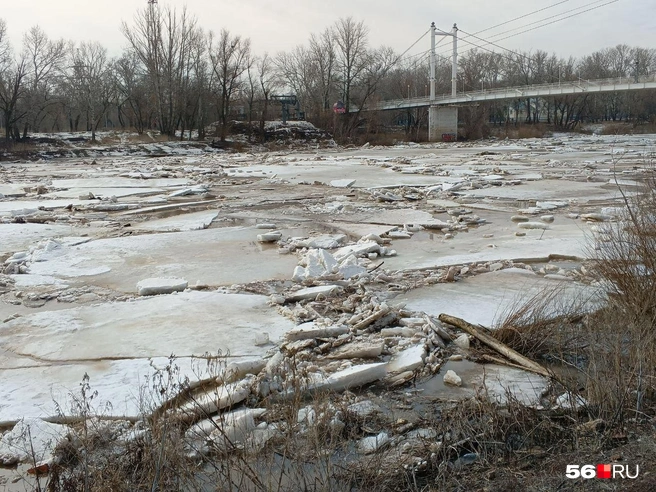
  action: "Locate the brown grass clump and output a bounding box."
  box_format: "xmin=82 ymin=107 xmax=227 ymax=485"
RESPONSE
xmin=493 ymin=286 xmax=591 ymax=361
xmin=596 ymin=121 xmax=656 ymax=135
xmin=581 ymin=173 xmax=656 ymax=422
xmin=491 ymin=124 xmax=552 ymax=140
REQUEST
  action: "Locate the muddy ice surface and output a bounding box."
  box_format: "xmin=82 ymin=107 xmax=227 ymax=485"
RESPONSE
xmin=0 ymin=132 xmax=651 ymax=482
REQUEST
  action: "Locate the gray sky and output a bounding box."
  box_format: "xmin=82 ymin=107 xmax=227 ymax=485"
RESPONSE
xmin=2 ymin=0 xmax=651 ymax=61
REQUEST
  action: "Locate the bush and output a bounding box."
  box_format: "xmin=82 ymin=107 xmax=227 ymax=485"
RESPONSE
xmin=583 ymin=170 xmax=656 ymax=422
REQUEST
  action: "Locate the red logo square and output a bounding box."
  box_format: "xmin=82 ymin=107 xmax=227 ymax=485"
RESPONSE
xmin=597 ymin=464 xmax=611 ymax=479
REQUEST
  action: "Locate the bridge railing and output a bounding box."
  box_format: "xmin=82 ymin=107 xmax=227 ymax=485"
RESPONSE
xmin=380 ymin=75 xmax=656 ymax=109
xmin=449 ymin=75 xmax=656 ymax=99
xmin=368 ymin=75 xmax=656 ymax=109
xmin=576 ymin=74 xmax=656 ymax=87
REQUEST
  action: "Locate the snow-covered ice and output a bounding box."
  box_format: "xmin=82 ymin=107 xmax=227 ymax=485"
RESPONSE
xmin=0 ymin=292 xmax=295 ymax=422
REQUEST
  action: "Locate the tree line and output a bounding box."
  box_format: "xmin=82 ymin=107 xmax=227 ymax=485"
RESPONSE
xmin=1 ymin=3 xmax=655 ymax=145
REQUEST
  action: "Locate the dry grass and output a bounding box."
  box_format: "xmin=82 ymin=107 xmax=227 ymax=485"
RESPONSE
xmin=491 ymin=161 xmax=656 ymax=426
xmin=597 ymin=122 xmax=635 ymax=135
xmin=491 ymin=124 xmax=553 ymax=140
xmin=493 ymin=286 xmax=592 ymax=361
xmin=0 ymin=141 xmax=41 ymax=156
xmin=348 ymin=132 xmax=406 ymax=146
xmin=596 ymin=121 xmax=656 ymax=135
xmin=581 ymin=173 xmax=656 ymax=422
xmin=38 ymin=358 xmax=403 ymax=491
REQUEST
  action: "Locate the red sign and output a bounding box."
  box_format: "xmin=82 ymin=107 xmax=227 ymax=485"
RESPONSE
xmin=333 ymin=101 xmax=346 ymax=114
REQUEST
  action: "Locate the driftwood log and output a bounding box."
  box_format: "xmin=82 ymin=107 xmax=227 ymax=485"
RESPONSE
xmin=352 ymin=304 xmax=391 ymax=331
xmin=438 ymin=313 xmax=552 ymax=378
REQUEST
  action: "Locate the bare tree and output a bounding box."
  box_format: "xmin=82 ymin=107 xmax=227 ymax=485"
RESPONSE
xmin=344 ymin=45 xmax=396 ymax=136
xmin=0 ymin=19 xmax=9 ymax=64
xmin=275 ymin=46 xmax=313 ymax=113
xmin=0 ymin=20 xmax=29 ymax=142
xmin=176 ymin=26 xmax=206 ymax=141
xmin=333 ymin=17 xmax=369 ymax=114
xmin=258 ymin=53 xmax=278 ymax=141
xmin=115 ymin=50 xmax=151 ymax=133
xmin=187 ymin=30 xmax=210 ymax=140
xmin=69 ymin=42 xmax=115 ymax=142
xmin=22 ymin=26 xmax=66 ymax=136
xmin=244 ymin=55 xmax=259 ymax=141
xmin=122 ymin=3 xmax=200 ymax=136
xmin=308 ymin=28 xmax=336 ymax=116
xmin=208 ymin=29 xmax=251 ymax=142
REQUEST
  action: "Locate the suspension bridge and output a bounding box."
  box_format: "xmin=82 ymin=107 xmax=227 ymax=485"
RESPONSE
xmin=353 ymin=1 xmax=656 ymax=141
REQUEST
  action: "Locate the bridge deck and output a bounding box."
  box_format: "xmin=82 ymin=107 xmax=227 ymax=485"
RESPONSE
xmin=363 ymin=76 xmax=656 ymax=111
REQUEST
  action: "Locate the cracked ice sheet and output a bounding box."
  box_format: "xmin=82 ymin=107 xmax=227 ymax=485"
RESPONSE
xmin=0 ymin=291 xmax=295 ymax=422
xmin=0 ymin=291 xmax=294 ymax=361
xmin=457 ymin=179 xmax=633 ymax=202
xmin=396 ymin=269 xmax=601 ymax=328
xmin=0 ymin=184 xmax=27 ymax=197
xmin=356 ymin=209 xmax=437 ymax=226
xmin=417 ymin=359 xmax=548 ymax=407
xmin=0 ymin=199 xmax=89 ymax=215
xmin=43 ymin=187 xmax=165 ymax=199
xmin=328 ymin=222 xmax=396 ymax=238
xmin=135 ymin=210 xmax=219 ymax=232
xmin=28 ymin=226 xmax=299 ymax=290
xmin=223 ymin=160 xmax=448 ymax=188
xmin=51 ymin=177 xmax=191 ymax=189
xmin=0 ymin=224 xmax=87 ymax=256
xmin=382 ymin=218 xmax=590 ymax=271
xmin=0 ymin=356 xmax=253 ymax=423
xmin=9 ymin=274 xmax=69 ymax=287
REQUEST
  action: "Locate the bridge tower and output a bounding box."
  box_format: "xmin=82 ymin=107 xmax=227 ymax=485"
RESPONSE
xmin=428 ymin=23 xmax=459 ymax=142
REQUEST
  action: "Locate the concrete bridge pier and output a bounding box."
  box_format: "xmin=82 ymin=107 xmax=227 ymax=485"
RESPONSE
xmin=428 ymin=106 xmax=458 ymax=142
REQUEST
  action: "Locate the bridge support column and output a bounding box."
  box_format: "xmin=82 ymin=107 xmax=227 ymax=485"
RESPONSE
xmin=428 ymin=106 xmax=458 ymax=142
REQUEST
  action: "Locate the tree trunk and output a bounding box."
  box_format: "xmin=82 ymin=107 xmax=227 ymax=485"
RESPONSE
xmin=4 ymin=115 xmax=10 ymax=142
xmin=438 ymin=314 xmax=551 ymax=377
xmin=259 ymin=96 xmax=269 ymax=143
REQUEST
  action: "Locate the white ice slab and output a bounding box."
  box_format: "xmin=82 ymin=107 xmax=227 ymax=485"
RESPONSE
xmin=135 ymin=210 xmax=219 ymax=232
xmin=52 ymin=178 xmax=191 ymax=189
xmin=0 ymin=418 xmax=68 ymax=463
xmin=0 ymin=291 xmax=294 ymax=361
xmin=309 ymin=363 xmax=387 ymax=393
xmin=286 ymin=285 xmax=342 ymax=302
xmin=397 ymin=269 xmax=600 ymax=328
xmin=0 ymin=199 xmax=88 ymax=215
xmin=0 ymin=292 xmax=296 ymax=422
xmin=285 ymin=323 xmax=349 ymax=341
xmin=0 ymin=184 xmax=27 ymax=197
xmin=27 ymin=226 xmax=299 ymax=290
xmin=0 ymin=224 xmax=82 ymax=256
xmin=136 ymin=277 xmax=188 ymax=295
xmin=386 ymin=345 xmax=426 ymax=374
xmin=330 ymin=179 xmax=356 ymax=188
xmin=359 ymin=209 xmax=436 ymax=226
xmin=44 ymin=187 xmax=165 ymax=199
xmin=9 ymin=274 xmax=69 ymax=288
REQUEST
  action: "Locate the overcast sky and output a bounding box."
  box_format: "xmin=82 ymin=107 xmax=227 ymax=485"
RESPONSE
xmin=1 ymin=0 xmax=652 ymax=61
